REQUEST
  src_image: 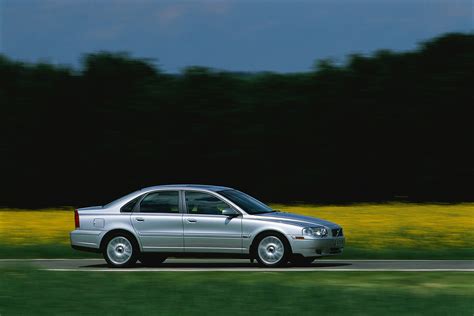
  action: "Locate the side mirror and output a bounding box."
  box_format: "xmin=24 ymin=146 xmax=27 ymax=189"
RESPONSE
xmin=222 ymin=208 xmax=240 ymax=217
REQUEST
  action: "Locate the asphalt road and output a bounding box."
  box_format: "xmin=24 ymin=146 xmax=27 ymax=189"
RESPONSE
xmin=2 ymin=259 xmax=473 ymax=272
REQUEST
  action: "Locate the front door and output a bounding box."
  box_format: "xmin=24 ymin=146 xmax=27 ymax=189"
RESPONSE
xmin=131 ymin=190 xmax=184 ymax=252
xmin=183 ymin=190 xmax=243 ymax=253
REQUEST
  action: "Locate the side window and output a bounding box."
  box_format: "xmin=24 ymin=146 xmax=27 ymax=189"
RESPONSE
xmin=121 ymin=196 xmax=141 ymax=213
xmin=185 ymin=191 xmax=231 ymax=215
xmin=139 ymin=191 xmax=180 ymax=213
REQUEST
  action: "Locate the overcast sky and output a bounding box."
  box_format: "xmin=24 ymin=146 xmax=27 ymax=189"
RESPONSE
xmin=1 ymin=0 xmax=472 ymax=73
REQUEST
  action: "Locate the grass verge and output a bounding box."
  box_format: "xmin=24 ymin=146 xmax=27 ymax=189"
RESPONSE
xmin=0 ymin=244 xmax=100 ymax=259
xmin=0 ymin=266 xmax=472 ymax=315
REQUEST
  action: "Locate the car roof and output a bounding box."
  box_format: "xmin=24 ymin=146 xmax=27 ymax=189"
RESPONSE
xmin=140 ymin=184 xmax=233 ymax=192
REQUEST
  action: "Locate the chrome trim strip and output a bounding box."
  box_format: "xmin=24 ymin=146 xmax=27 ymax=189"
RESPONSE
xmin=184 ymin=234 xmax=242 ymax=239
xmin=138 ymin=232 xmax=183 ymax=237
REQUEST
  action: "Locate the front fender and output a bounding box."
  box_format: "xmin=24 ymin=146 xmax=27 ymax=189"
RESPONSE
xmin=243 ymin=218 xmax=302 ymax=253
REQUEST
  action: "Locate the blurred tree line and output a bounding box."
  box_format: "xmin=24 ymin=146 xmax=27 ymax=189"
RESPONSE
xmin=1 ymin=33 xmax=473 ymax=207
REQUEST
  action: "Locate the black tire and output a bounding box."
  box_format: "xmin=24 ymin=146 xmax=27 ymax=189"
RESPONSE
xmin=290 ymin=255 xmax=316 ymax=266
xmin=102 ymin=232 xmax=139 ymax=268
xmin=253 ymin=232 xmax=291 ymax=267
xmin=140 ymin=254 xmax=167 ymax=267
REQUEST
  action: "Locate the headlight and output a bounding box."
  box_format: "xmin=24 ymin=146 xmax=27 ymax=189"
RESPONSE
xmin=302 ymin=226 xmax=328 ymax=237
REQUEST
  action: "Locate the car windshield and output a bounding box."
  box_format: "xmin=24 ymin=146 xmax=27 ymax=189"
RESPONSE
xmin=218 ymin=189 xmax=275 ymax=215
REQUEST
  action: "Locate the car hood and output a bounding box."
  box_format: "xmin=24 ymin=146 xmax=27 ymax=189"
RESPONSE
xmin=252 ymin=211 xmax=340 ymax=228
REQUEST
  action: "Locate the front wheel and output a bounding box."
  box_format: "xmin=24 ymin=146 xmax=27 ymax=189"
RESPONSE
xmin=255 ymin=233 xmax=290 ymax=267
xmin=103 ymin=234 xmax=139 ymax=268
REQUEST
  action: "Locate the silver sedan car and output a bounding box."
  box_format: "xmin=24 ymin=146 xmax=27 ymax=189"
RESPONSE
xmin=70 ymin=184 xmax=345 ymax=267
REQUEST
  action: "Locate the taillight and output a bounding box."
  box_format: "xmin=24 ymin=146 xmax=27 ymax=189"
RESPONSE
xmin=74 ymin=210 xmax=80 ymax=228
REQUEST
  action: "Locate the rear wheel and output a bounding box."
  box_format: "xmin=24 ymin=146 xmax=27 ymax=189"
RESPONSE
xmin=140 ymin=254 xmax=167 ymax=267
xmin=254 ymin=233 xmax=290 ymax=267
xmin=103 ymin=233 xmax=139 ymax=268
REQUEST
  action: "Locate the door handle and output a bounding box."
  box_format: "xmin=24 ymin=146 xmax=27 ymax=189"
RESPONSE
xmin=135 ymin=217 xmax=145 ymax=222
xmin=186 ymin=218 xmax=197 ymax=223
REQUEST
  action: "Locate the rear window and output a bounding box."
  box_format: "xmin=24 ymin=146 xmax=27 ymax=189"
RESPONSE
xmin=120 ymin=196 xmax=141 ymax=213
xmin=104 ymin=190 xmax=140 ymax=208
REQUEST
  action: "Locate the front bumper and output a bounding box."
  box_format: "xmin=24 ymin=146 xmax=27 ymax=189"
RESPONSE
xmin=290 ymin=236 xmax=345 ymax=257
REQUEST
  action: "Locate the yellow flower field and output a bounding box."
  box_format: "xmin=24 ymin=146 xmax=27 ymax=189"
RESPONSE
xmin=0 ymin=203 xmax=473 ymax=250
xmin=0 ymin=209 xmax=75 ymax=245
xmin=272 ymin=203 xmax=474 ymax=250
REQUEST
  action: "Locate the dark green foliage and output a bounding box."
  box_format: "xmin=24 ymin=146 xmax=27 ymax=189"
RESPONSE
xmin=1 ymin=33 xmax=473 ymax=207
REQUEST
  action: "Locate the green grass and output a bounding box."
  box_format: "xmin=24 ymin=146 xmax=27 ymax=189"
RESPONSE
xmin=0 ymin=265 xmax=472 ymax=315
xmin=1 ymin=243 xmax=473 ymax=260
xmin=341 ymin=247 xmax=474 ymax=260
xmin=0 ymin=244 xmax=100 ymax=259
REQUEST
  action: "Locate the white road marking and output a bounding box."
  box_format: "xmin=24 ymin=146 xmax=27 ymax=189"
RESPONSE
xmin=0 ymin=259 xmax=471 ymax=262
xmin=2 ymin=259 xmax=473 ymax=272
xmin=0 ymin=258 xmax=100 ymax=261
xmin=43 ymin=268 xmax=474 ymax=272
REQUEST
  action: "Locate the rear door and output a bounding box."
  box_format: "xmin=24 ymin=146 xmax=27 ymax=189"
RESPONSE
xmin=131 ymin=190 xmax=184 ymax=252
xmin=183 ymin=190 xmax=243 ymax=253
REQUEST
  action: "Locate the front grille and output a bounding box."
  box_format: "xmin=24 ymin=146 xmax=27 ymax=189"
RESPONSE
xmin=332 ymin=228 xmax=343 ymax=237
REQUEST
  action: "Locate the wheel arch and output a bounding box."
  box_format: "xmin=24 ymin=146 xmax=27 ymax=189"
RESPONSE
xmin=99 ymin=229 xmax=141 ymax=252
xmin=249 ymin=229 xmax=293 ymax=258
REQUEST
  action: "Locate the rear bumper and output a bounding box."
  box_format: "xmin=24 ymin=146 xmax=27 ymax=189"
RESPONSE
xmin=71 ymin=244 xmax=101 ymax=253
xmin=70 ymin=230 xmax=102 ymax=251
xmin=290 ymin=237 xmax=345 ymax=257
